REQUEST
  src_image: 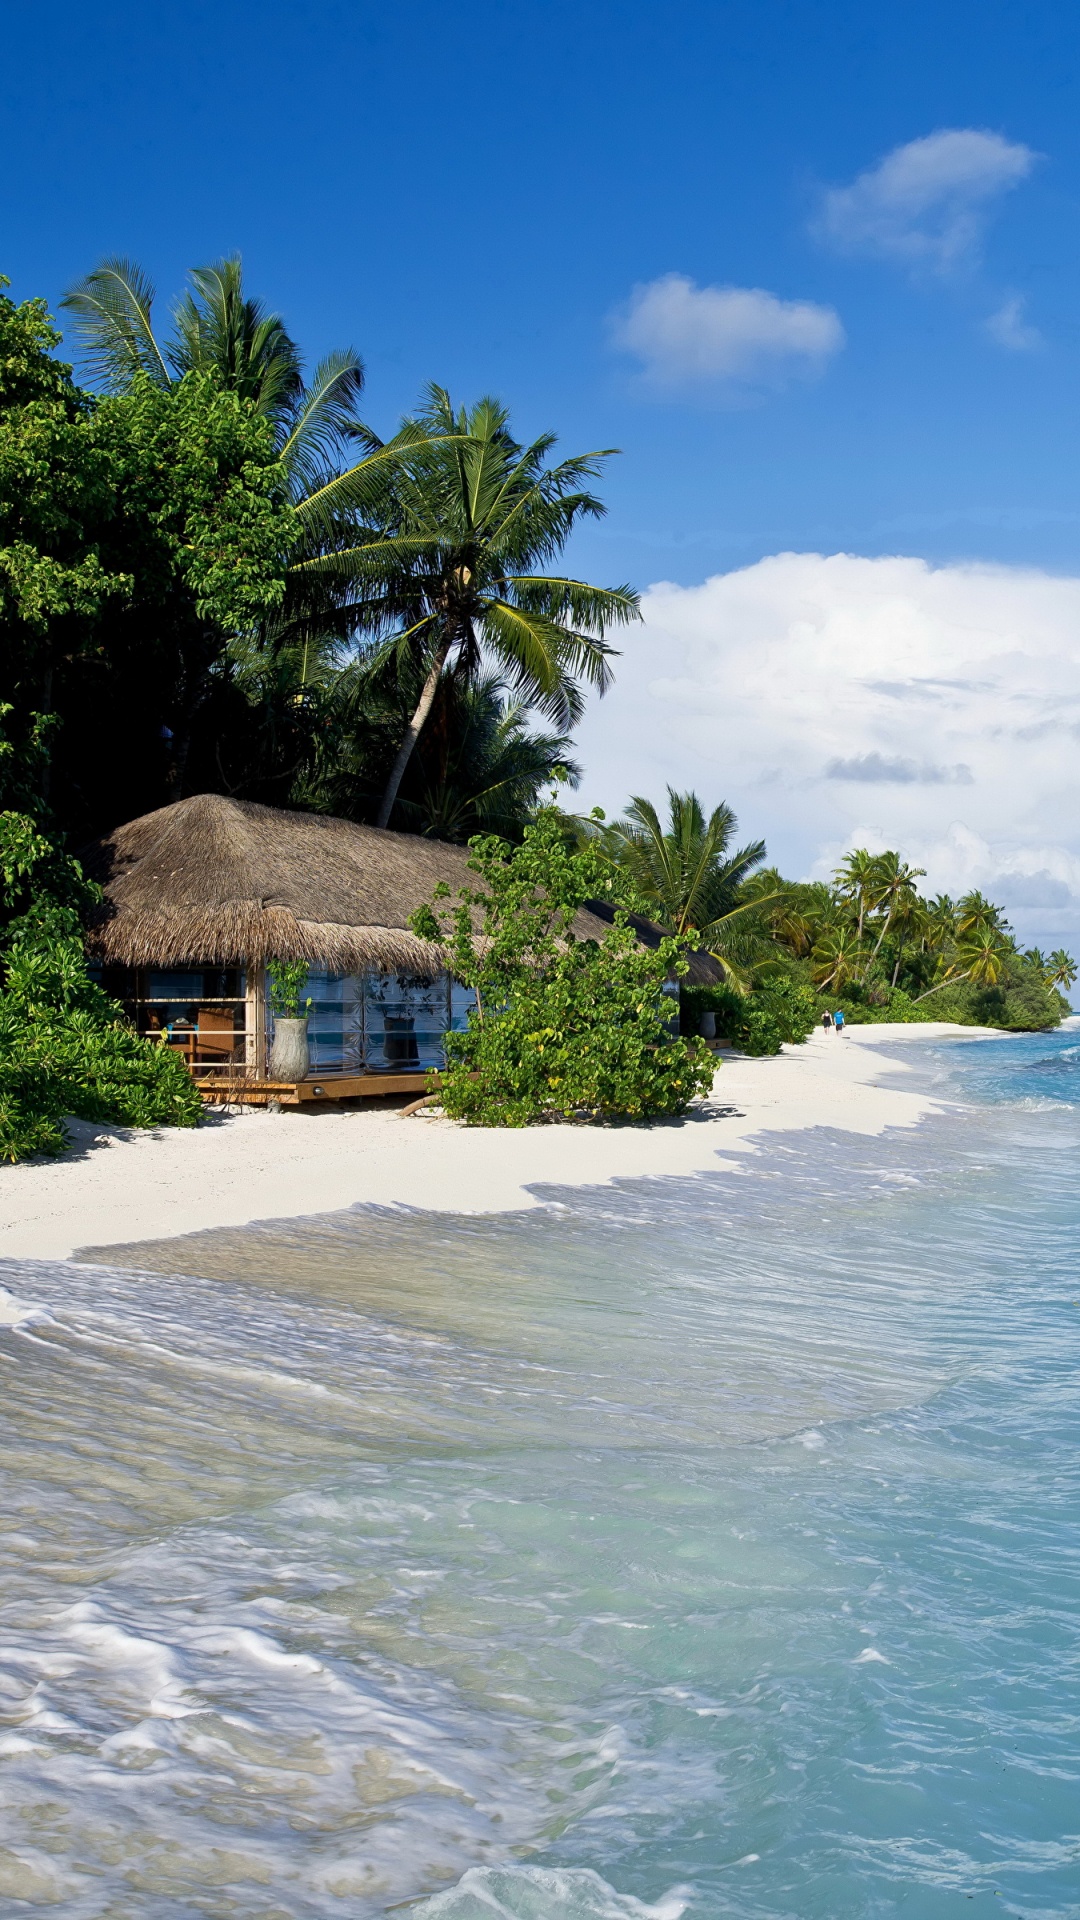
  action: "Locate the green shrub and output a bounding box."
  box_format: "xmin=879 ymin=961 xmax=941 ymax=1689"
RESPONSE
xmin=907 ymin=963 xmax=1064 ymax=1032
xmin=410 ymin=810 xmax=715 ymax=1125
xmin=681 ymin=977 xmax=818 ymax=1056
xmin=0 ymin=810 xmax=202 ymax=1160
xmin=268 ymin=958 xmax=313 ymax=1019
xmin=826 ymin=987 xmax=934 ymax=1026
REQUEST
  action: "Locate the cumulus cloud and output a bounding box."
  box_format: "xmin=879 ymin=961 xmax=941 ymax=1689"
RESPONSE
xmin=573 ymin=552 xmax=1080 ymax=946
xmin=612 ymin=275 xmax=844 ymax=389
xmin=816 ymin=129 xmax=1037 ymax=272
xmin=985 ymin=295 xmax=1042 ymax=351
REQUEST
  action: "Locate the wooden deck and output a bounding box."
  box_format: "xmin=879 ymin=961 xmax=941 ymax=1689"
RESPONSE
xmin=194 ymin=1071 xmax=436 ymax=1108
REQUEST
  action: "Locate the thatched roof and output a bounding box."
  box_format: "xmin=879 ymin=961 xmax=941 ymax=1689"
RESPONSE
xmin=81 ymin=794 xmax=645 ymax=975
xmin=580 ymin=898 xmax=724 ymax=988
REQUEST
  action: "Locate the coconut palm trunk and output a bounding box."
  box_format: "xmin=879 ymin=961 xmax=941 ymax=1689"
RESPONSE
xmin=375 ymin=634 xmax=454 ymax=829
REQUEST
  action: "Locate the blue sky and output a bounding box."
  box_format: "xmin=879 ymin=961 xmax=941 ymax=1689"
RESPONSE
xmin=5 ymin=0 xmax=1080 ymax=940
xmin=5 ymin=0 xmax=1078 ymax=583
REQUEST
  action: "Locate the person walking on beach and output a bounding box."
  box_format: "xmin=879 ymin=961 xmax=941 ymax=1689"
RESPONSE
xmin=834 ymin=1008 xmax=845 ymax=1034
xmin=822 ymin=1011 xmax=833 ymax=1035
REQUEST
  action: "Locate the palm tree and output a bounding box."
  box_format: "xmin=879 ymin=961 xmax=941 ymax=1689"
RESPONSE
xmin=869 ymin=852 xmax=927 ymax=956
xmin=956 ymin=890 xmax=1006 ymax=939
xmin=59 ymin=257 xmax=458 ymax=800
xmin=396 ymin=674 xmax=580 ymax=842
xmin=748 ymin=873 xmax=833 ymax=959
xmin=61 ymin=256 xmax=365 ymax=503
xmin=914 ymin=921 xmax=1012 ymax=1001
xmin=603 ymin=789 xmax=773 ymax=985
xmin=1048 ymin=949 xmax=1078 ymax=991
xmin=834 ymin=848 xmax=885 ymax=940
xmin=957 ymin=924 xmax=1011 ymax=987
xmin=885 ymin=893 xmax=929 ymax=989
xmin=298 ymin=386 xmax=639 ymax=828
xmin=811 ymin=923 xmax=866 ymax=993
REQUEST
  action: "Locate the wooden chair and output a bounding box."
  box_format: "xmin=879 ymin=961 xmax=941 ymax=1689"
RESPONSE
xmin=195 ymin=1007 xmax=244 ymax=1066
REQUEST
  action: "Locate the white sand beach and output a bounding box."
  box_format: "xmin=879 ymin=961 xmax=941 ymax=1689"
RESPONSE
xmin=0 ymin=1023 xmax=996 ymax=1262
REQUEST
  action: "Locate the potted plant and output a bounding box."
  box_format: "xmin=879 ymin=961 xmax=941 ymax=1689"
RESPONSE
xmin=268 ymin=960 xmax=313 ymax=1080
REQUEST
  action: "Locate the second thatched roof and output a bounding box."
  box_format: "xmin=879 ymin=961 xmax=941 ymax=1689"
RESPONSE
xmin=82 ymin=793 xmax=690 ymax=976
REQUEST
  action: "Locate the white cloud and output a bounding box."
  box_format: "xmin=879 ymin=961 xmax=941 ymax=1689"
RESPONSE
xmin=612 ymin=275 xmax=844 ymax=389
xmin=816 ymin=129 xmax=1037 ymax=271
xmin=574 ymin=552 xmax=1080 ymax=945
xmin=985 ymin=295 xmax=1042 ymax=351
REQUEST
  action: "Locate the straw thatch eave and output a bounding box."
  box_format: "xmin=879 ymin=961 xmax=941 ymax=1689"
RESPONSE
xmin=80 ymin=793 xmax=631 ymax=975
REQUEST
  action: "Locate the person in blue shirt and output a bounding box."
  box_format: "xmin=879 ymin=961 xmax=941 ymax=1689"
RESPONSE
xmin=834 ymin=1008 xmax=845 ymax=1034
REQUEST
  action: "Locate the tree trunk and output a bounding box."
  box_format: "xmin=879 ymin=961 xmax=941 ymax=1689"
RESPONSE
xmin=165 ymin=727 xmax=190 ymax=805
xmin=375 ymin=638 xmax=452 ymax=830
xmin=35 ymin=662 xmax=55 ymax=802
xmin=913 ymin=970 xmax=965 ymax=1003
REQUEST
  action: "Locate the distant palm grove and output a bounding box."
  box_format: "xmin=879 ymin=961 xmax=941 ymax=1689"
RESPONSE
xmin=0 ymin=255 xmax=1073 ymax=1161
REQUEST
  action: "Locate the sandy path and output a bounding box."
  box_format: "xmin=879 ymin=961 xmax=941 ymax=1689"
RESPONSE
xmin=0 ymin=1023 xmax=993 ymax=1261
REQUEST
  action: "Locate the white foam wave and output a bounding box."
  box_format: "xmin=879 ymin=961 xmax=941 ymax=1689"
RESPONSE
xmin=0 ymin=1285 xmax=52 ymax=1330
xmin=410 ymin=1867 xmax=693 ymax=1920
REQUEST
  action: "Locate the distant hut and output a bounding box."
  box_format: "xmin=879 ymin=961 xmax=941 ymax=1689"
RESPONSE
xmin=83 ymin=793 xmax=690 ymax=1097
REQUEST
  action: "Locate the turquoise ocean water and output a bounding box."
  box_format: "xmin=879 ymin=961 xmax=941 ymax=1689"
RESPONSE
xmin=1 ymin=1030 xmax=1079 ymax=1917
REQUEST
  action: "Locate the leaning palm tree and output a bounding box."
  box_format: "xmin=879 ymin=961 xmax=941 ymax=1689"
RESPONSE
xmin=1048 ymin=949 xmax=1078 ymax=991
xmin=297 ymin=386 xmax=639 ymax=828
xmin=914 ymin=922 xmax=1013 ymax=1001
xmin=957 ymin=924 xmax=1012 ymax=987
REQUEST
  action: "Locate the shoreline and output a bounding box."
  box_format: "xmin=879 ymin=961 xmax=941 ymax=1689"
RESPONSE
xmin=0 ymin=1023 xmax=998 ymax=1264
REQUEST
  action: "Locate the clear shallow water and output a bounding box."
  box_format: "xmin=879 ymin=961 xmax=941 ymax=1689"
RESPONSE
xmin=1 ymin=1032 xmax=1079 ymax=1917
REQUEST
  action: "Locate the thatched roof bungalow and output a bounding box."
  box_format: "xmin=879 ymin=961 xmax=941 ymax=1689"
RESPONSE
xmin=82 ymin=795 xmax=719 ymax=1095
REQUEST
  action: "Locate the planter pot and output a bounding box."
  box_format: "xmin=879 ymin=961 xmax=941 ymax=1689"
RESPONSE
xmin=269 ymin=1016 xmax=310 ymax=1081
xmin=699 ymin=1010 xmax=717 ymax=1041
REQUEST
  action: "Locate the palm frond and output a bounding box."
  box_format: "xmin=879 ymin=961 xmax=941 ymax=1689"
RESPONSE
xmin=278 ymin=350 xmax=366 ymax=495
xmin=171 ymin=257 xmax=303 ymax=420
xmin=295 ymin=428 xmax=470 ymax=543
xmin=60 ymin=257 xmax=171 ymax=391
xmin=506 ymin=577 xmax=641 ymax=634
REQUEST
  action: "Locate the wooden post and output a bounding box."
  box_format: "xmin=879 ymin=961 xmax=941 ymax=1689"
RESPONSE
xmin=245 ymin=960 xmax=267 ymax=1079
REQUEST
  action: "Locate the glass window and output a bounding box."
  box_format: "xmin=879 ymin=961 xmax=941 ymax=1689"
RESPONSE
xmin=363 ymin=971 xmax=451 ymax=1073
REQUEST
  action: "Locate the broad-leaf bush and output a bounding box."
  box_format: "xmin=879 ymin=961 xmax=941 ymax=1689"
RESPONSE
xmin=410 ymin=810 xmax=715 ymax=1125
xmin=0 ymin=810 xmax=201 ymax=1161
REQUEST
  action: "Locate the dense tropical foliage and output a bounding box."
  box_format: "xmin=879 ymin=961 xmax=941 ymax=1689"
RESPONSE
xmin=0 ymin=279 xmax=293 ymax=834
xmin=3 ymin=266 xmax=631 ymax=848
xmin=0 ymin=757 xmax=200 ymax=1160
